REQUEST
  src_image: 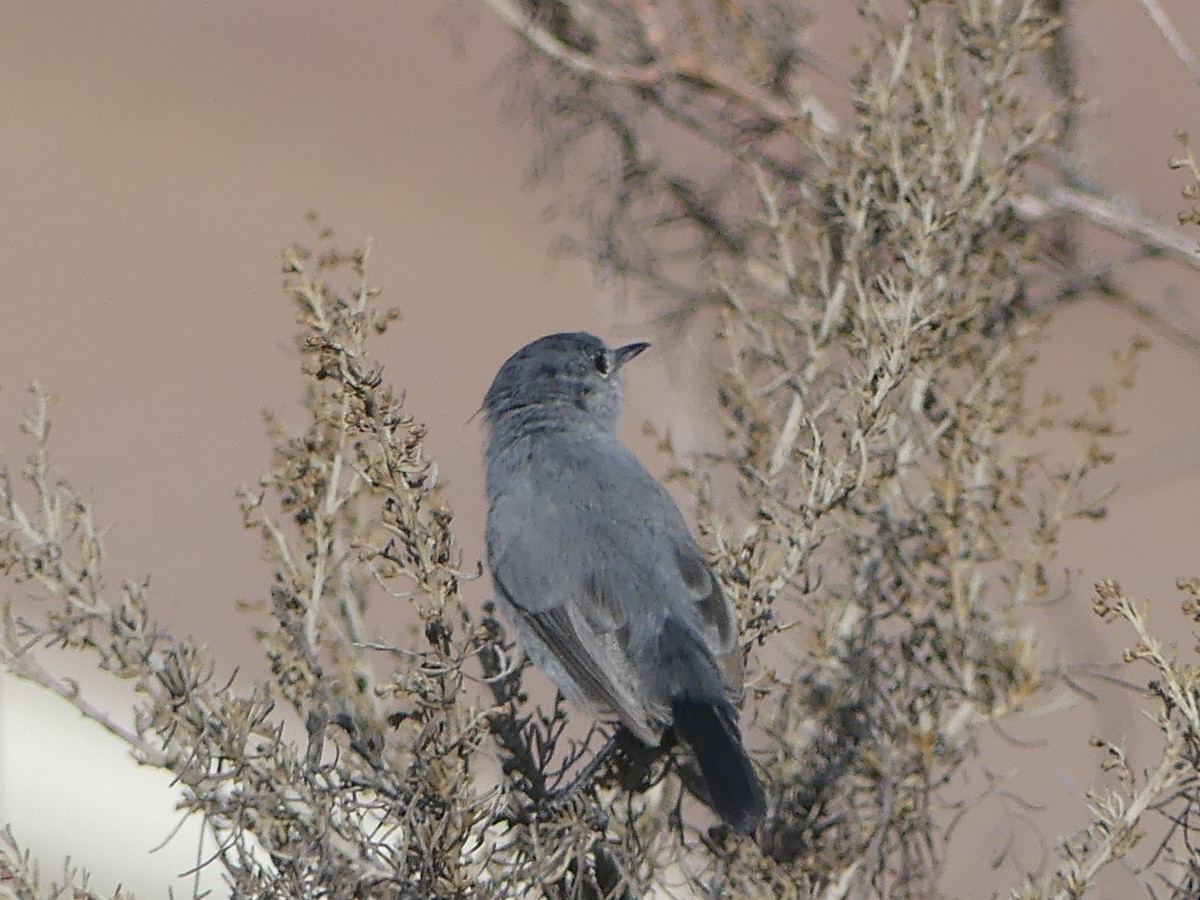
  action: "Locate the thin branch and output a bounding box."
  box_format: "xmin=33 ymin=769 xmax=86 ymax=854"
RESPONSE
xmin=482 ymin=0 xmax=836 ymax=132
xmin=1138 ymin=0 xmax=1200 ymax=88
xmin=482 ymin=0 xmax=662 ymax=85
xmin=1018 ymin=182 xmax=1200 ymax=270
xmin=1098 ymin=284 xmax=1200 ymax=360
xmin=0 ymin=641 xmax=171 ymax=768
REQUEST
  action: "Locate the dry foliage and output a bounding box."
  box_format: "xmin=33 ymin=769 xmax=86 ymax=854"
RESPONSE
xmin=3 ymin=0 xmax=1200 ymax=897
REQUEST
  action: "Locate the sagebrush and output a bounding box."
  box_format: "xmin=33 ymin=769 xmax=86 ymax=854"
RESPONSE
xmin=4 ymin=0 xmax=1200 ymax=897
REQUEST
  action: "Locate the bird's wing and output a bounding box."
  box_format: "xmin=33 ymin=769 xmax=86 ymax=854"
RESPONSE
xmin=486 ymin=438 xmax=740 ymax=736
xmin=488 ymin=485 xmax=666 ymax=740
xmin=670 ymin=541 xmax=744 ymax=695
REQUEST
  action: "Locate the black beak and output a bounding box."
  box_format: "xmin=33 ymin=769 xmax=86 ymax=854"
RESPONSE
xmin=614 ymin=341 xmax=650 ymax=369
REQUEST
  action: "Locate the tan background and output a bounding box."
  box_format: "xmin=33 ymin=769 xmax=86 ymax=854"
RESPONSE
xmin=1 ymin=2 xmax=1198 ymax=896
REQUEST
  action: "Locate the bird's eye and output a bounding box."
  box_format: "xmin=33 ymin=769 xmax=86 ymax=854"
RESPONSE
xmin=593 ymin=350 xmax=611 ymax=376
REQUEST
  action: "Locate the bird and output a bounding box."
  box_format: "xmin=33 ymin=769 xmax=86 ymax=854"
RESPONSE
xmin=481 ymin=331 xmax=765 ymax=833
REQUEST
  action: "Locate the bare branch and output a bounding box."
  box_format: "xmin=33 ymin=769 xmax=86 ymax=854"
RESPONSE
xmin=1138 ymin=0 xmax=1200 ymax=89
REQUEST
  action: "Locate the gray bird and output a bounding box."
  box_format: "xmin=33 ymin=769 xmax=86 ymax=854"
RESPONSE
xmin=482 ymin=331 xmax=765 ymax=833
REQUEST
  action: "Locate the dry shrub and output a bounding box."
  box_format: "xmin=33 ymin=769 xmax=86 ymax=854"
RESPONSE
xmin=4 ymin=1 xmax=1200 ymax=897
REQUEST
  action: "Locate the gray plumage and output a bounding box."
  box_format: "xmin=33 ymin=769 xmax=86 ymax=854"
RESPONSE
xmin=481 ymin=331 xmax=765 ymax=833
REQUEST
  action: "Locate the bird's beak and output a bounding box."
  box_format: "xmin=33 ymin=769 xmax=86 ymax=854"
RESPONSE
xmin=614 ymin=341 xmax=650 ymax=369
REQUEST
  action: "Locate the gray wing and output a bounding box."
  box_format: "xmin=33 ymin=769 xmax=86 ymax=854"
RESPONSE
xmin=491 ymin=567 xmax=662 ymax=737
xmin=671 ymin=541 xmax=743 ymax=698
xmin=488 ymin=472 xmax=664 ymax=741
xmin=486 ymin=438 xmax=741 ymax=739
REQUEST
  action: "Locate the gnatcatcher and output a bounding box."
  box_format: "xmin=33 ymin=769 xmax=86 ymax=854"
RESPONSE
xmin=482 ymin=331 xmax=766 ymax=833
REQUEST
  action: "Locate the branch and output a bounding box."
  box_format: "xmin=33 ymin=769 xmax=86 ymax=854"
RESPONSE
xmin=0 ymin=636 xmax=171 ymax=769
xmin=1024 ymin=182 xmax=1200 ymax=270
xmin=482 ymin=0 xmax=837 ymax=132
xmin=481 ymin=0 xmax=662 ymax=85
xmin=1138 ymin=0 xmax=1200 ymax=89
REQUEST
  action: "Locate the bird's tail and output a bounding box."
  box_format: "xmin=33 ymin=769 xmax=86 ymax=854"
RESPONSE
xmin=671 ymin=698 xmax=766 ymax=833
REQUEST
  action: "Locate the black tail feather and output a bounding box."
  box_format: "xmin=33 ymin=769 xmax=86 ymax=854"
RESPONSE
xmin=670 ymin=699 xmax=766 ymax=833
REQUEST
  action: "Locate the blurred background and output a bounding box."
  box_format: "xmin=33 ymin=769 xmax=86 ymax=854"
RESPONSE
xmin=1 ymin=2 xmax=1198 ymax=895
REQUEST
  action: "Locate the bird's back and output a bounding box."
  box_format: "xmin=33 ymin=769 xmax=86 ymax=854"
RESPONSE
xmin=486 ymin=430 xmax=739 ymax=720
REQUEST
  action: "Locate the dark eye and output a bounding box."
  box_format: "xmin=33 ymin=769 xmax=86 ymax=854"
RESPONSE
xmin=592 ymin=350 xmax=611 ymax=376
